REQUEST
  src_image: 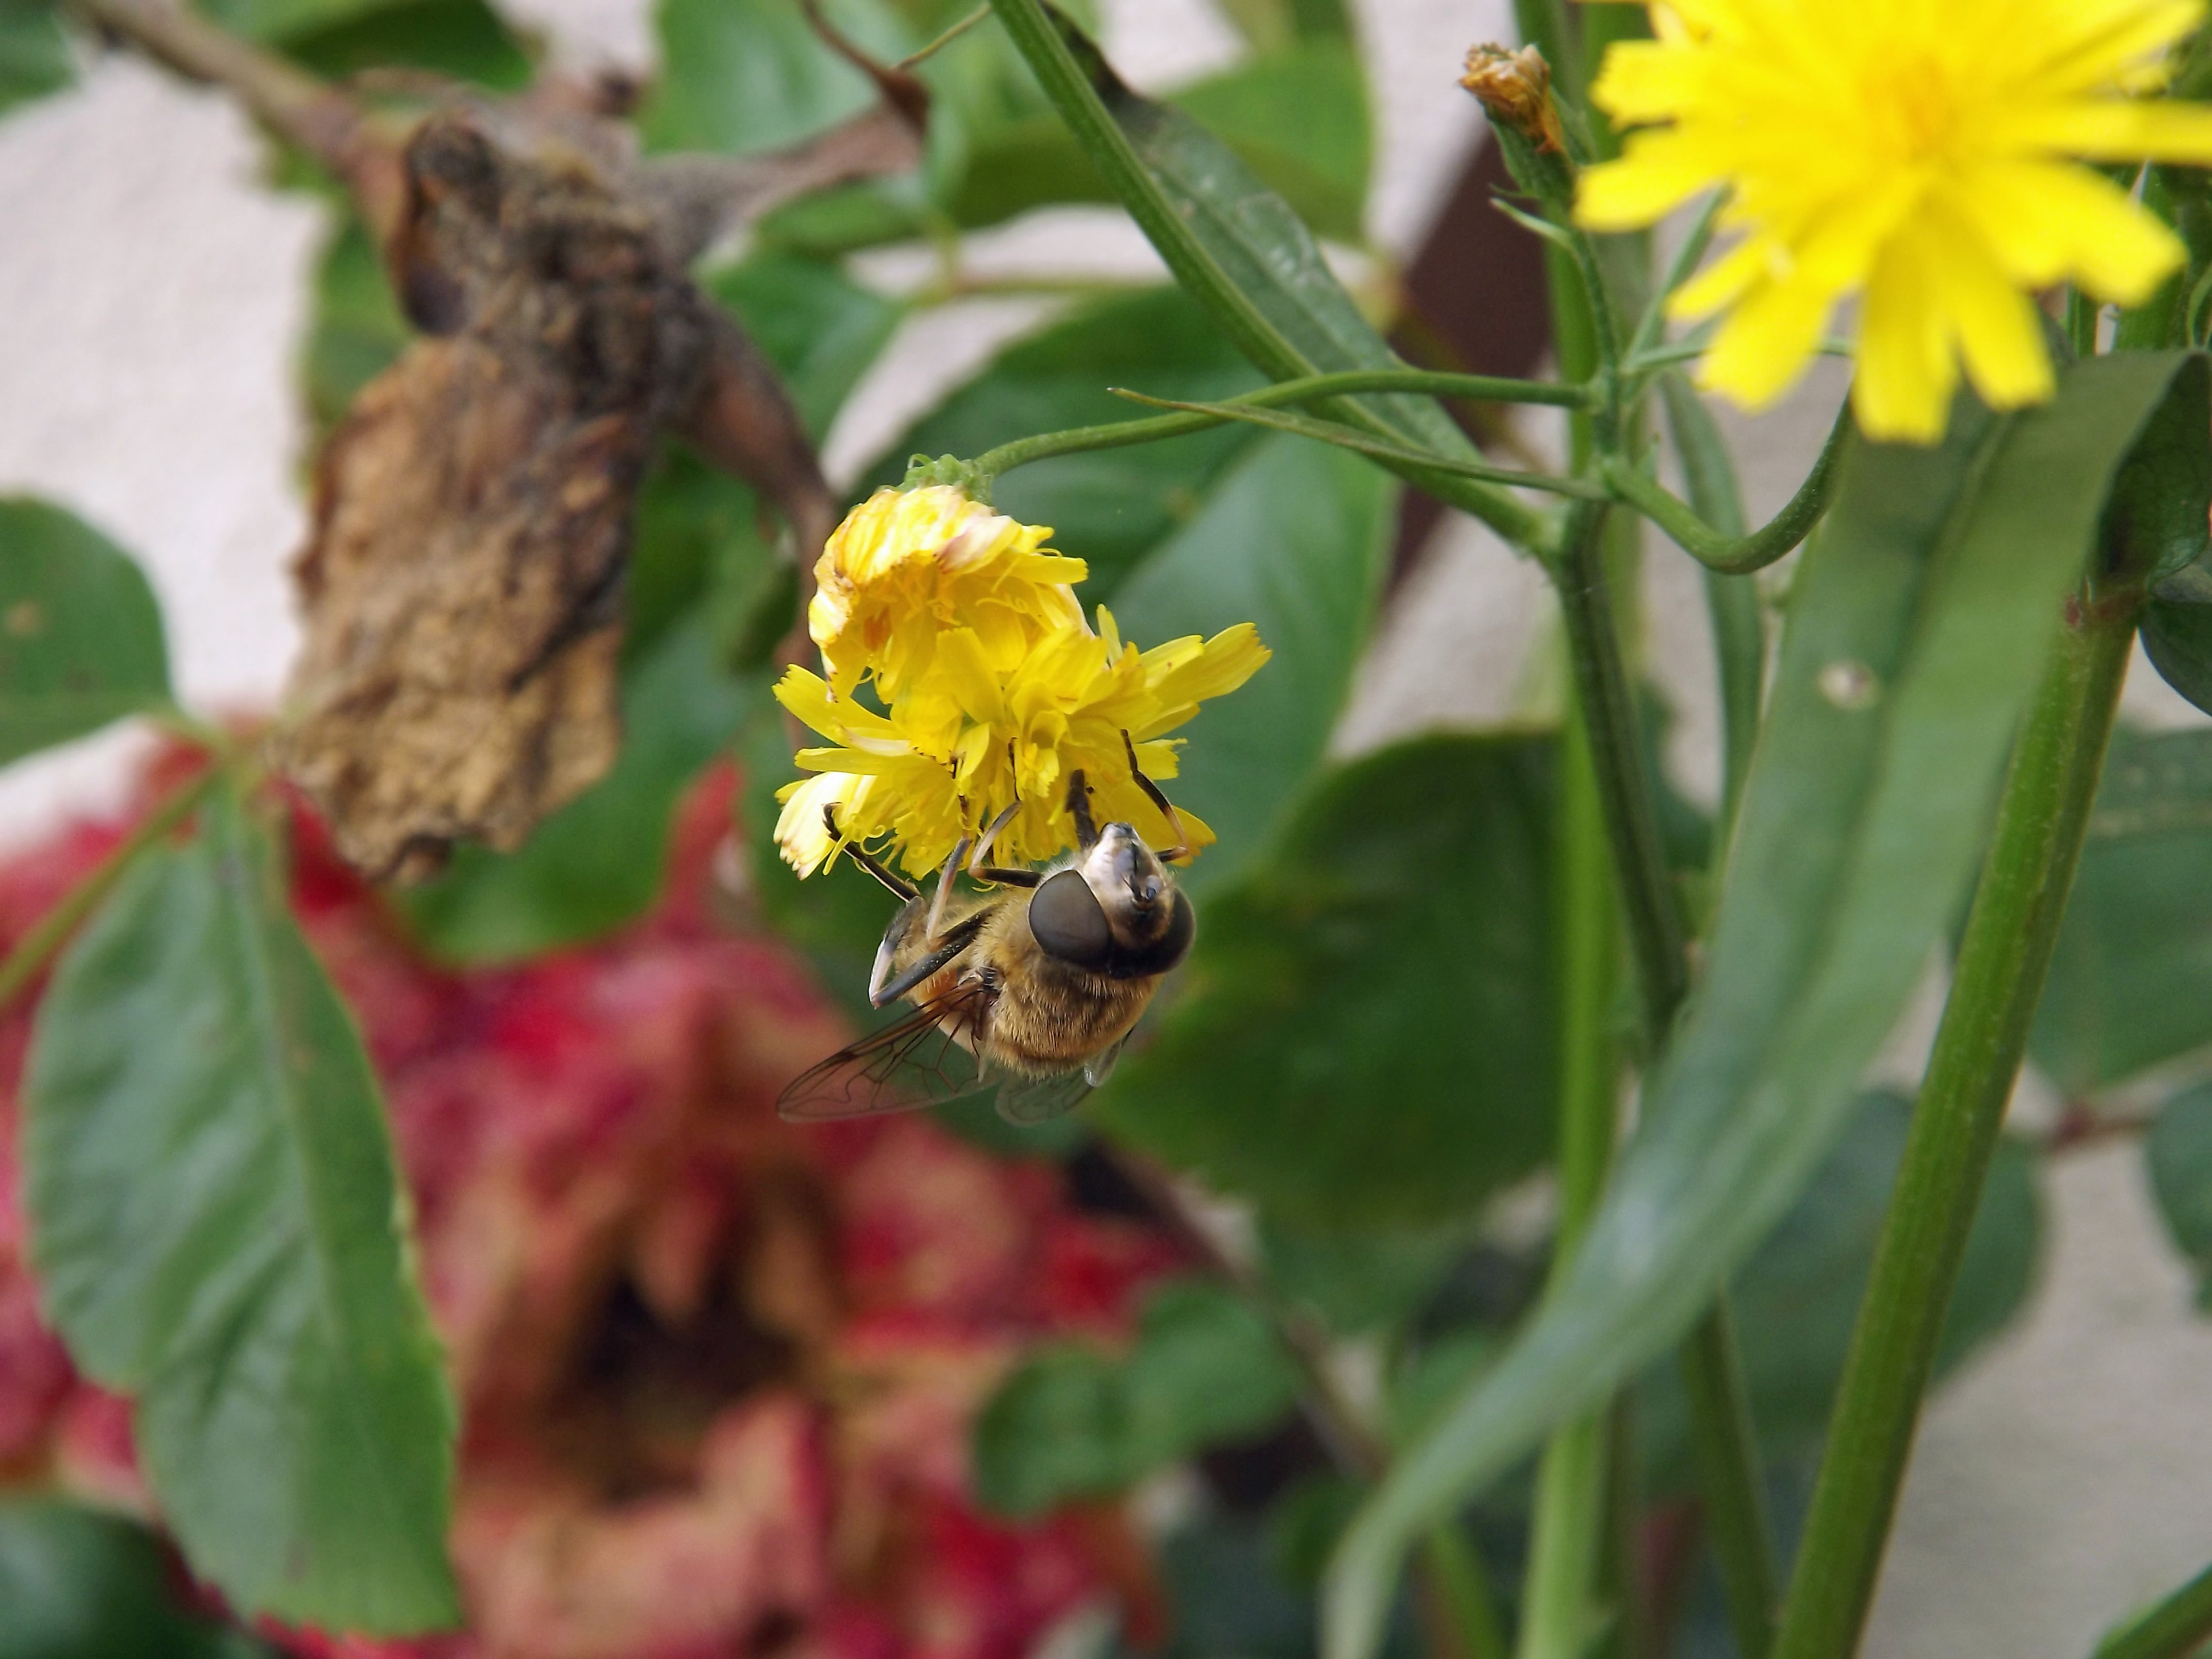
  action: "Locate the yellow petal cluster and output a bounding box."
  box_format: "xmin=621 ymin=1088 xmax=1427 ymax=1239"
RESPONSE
xmin=809 ymin=484 xmax=1091 ymax=701
xmin=773 ymin=490 xmax=1271 ymax=879
xmin=1575 ymin=0 xmax=2212 ymax=442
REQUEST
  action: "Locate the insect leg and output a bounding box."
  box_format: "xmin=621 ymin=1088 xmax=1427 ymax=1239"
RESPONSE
xmin=924 ymin=835 xmax=970 ymax=945
xmin=1066 ymin=767 xmax=1099 ymax=851
xmin=965 ymin=796 xmax=1042 ymax=887
xmin=824 ymin=806 xmax=919 ymax=901
xmin=1120 ymin=730 xmax=1193 ymax=862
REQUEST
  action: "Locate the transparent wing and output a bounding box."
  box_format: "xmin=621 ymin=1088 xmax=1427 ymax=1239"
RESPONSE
xmin=993 ymin=1064 xmax=1097 ymax=1126
xmin=777 ymin=981 xmax=997 ymax=1121
xmin=1081 ymin=1037 xmax=1127 ymax=1090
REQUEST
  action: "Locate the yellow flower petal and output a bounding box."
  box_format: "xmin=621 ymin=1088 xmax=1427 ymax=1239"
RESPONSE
xmin=1855 ymin=233 xmax=1959 ymax=445
xmin=1695 ymin=272 xmax=1834 ymax=410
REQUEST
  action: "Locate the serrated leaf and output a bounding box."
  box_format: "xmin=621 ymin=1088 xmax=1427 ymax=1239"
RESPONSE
xmin=0 ymin=0 xmax=72 ymax=117
xmin=2147 ymin=1079 xmax=2212 ymax=1306
xmin=2032 ymin=727 xmax=2212 ymax=1095
xmin=1639 ymin=1092 xmax=2041 ymax=1488
xmin=25 ymin=787 xmax=458 ymax=1633
xmin=0 ymin=497 xmax=172 ymax=766
xmin=1325 ymin=355 xmax=2212 ymax=1659
xmin=1098 ymin=735 xmax=1556 ymax=1229
xmin=973 ymin=1277 xmax=1296 ymax=1517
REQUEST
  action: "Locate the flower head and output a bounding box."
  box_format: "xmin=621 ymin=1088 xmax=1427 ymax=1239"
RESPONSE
xmin=1576 ymin=0 xmax=2212 ymax=441
xmin=774 ymin=609 xmax=1271 ymax=877
xmin=810 ymin=485 xmax=1091 ymax=702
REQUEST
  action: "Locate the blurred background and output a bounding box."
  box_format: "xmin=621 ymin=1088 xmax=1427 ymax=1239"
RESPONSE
xmin=4 ymin=0 xmax=2212 ymax=1653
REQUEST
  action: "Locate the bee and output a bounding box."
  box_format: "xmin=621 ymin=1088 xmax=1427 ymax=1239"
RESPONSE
xmin=776 ymin=734 xmax=1196 ymax=1126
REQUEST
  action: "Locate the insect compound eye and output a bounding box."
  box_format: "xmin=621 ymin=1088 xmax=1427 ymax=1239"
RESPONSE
xmin=1028 ymin=868 xmax=1114 ymax=967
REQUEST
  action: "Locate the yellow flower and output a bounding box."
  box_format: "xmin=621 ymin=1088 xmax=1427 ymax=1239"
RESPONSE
xmin=771 ymin=610 xmax=1271 ymax=878
xmin=1576 ymin=0 xmax=2212 ymax=442
xmin=809 ymin=485 xmax=1091 ymax=701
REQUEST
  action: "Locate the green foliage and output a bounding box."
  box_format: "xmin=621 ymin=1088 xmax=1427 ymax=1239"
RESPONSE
xmin=0 ymin=497 xmax=172 ymax=765
xmin=870 ymin=287 xmax=1265 ymax=595
xmin=2033 ymin=728 xmax=2212 ymax=1095
xmin=706 ymin=252 xmax=904 ymax=441
xmin=0 ymin=0 xmax=71 ymax=117
xmin=1100 ymin=736 xmax=1557 ymax=1230
xmin=639 ymin=0 xmax=902 ymax=157
xmin=302 ymin=215 xmax=410 ymax=435
xmin=0 ymin=1500 xmax=275 ymax=1659
xmin=1641 ymin=1092 xmax=2041 ymax=1488
xmin=1329 ymin=354 xmax=2212 ymax=1652
xmin=1261 ymin=1218 xmax=1470 ymax=1337
xmin=974 ymin=1277 xmax=1297 ymax=1517
xmin=2148 ymin=1080 xmax=2212 ymax=1308
xmin=198 ymin=0 xmax=530 ymax=85
xmin=24 ymin=787 xmax=458 ymax=1633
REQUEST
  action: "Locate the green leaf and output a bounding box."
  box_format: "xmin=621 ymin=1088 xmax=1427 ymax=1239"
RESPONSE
xmin=951 ymin=43 xmax=1372 ymax=243
xmin=396 ymin=620 xmax=753 ymax=963
xmin=973 ymin=1276 xmax=1297 ymax=1517
xmin=2142 ymin=599 xmax=2212 ymax=717
xmin=1639 ymin=1092 xmax=2041 ymax=1488
xmin=0 ymin=1499 xmax=278 ymax=1659
xmin=1261 ymin=1219 xmax=1469 ymax=1337
xmin=2147 ymin=1079 xmax=2212 ymax=1306
xmin=303 ymin=213 xmax=410 ymax=435
xmin=640 ymin=0 xmax=905 ymax=157
xmin=1325 ymin=355 xmax=2212 ymax=1659
xmin=1098 ymin=735 xmax=1556 ymax=1230
xmin=199 ymin=0 xmax=530 ymax=85
xmin=1036 ymin=8 xmax=1467 ymax=463
xmin=2032 ymin=728 xmax=2212 ymax=1095
xmin=24 ymin=787 xmax=458 ymax=1633
xmin=870 ymin=286 xmax=1265 ymax=595
xmin=1209 ymin=0 xmax=1351 ymax=51
xmin=0 ymin=0 xmax=72 ymax=117
xmin=0 ymin=497 xmax=172 ymax=766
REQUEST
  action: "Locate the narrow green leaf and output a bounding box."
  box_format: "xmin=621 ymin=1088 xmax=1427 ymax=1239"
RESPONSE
xmin=0 ymin=497 xmax=172 ymax=766
xmin=1099 ymin=735 xmax=1556 ymax=1229
xmin=25 ymin=787 xmax=458 ymax=1632
xmin=1639 ymin=1092 xmax=2042 ymax=1487
xmin=0 ymin=0 xmax=71 ymax=117
xmin=2033 ymin=728 xmax=2212 ymax=1094
xmin=2150 ymin=1080 xmax=2212 ymax=1307
xmin=973 ymin=1277 xmax=1297 ymax=1517
xmin=1325 ymin=355 xmax=2211 ymax=1659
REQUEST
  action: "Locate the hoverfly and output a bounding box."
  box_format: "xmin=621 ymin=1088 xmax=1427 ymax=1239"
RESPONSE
xmin=776 ymin=734 xmax=1195 ymax=1126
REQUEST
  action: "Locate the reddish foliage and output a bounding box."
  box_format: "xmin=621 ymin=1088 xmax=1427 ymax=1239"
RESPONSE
xmin=0 ymin=760 xmax=1181 ymax=1658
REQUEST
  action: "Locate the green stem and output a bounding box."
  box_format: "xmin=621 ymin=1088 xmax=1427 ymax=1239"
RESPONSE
xmin=1679 ymin=1306 xmax=1777 ymax=1659
xmin=1519 ymin=707 xmax=1621 ymax=1659
xmin=1771 ymin=584 xmax=2142 ymax=1659
xmin=1600 ymin=404 xmax=1847 ymax=576
xmin=985 ymin=0 xmax=1546 ymax=548
xmin=0 ymin=759 xmax=225 ymax=1011
xmin=1424 ymin=1529 xmax=1514 ymax=1659
xmin=2093 ymin=1562 xmax=2212 ymax=1659
xmin=972 ymin=367 xmax=1593 ymax=477
xmin=1108 ymin=394 xmax=1605 ymax=500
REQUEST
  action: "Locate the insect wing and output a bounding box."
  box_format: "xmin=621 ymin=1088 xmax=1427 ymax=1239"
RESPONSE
xmin=994 ymin=1065 xmax=1096 ymax=1126
xmin=777 ymin=983 xmax=994 ymax=1121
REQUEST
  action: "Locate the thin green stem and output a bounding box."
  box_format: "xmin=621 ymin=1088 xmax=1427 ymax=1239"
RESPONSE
xmin=2093 ymin=1562 xmax=2212 ymax=1659
xmin=1423 ymin=1529 xmax=1514 ymax=1659
xmin=1108 ymin=393 xmax=1606 ymax=500
xmin=1625 ymin=193 xmax=1722 ymax=369
xmin=1679 ymin=1306 xmax=1777 ymax=1659
xmin=1625 ymin=336 xmax=1853 ymax=376
xmin=1601 ymin=402 xmax=1848 ymax=576
xmin=1771 ymin=584 xmax=2142 ymax=1659
xmin=1519 ymin=708 xmax=1622 ymax=1659
xmin=0 ymin=759 xmax=225 ymax=1011
xmin=986 ymin=0 xmax=1545 ymax=548
xmin=1549 ymin=502 xmax=1688 ymax=1044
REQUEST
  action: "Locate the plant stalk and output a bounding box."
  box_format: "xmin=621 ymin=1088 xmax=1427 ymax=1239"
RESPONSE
xmin=0 ymin=759 xmax=224 ymax=1012
xmin=1770 ymin=584 xmax=2142 ymax=1659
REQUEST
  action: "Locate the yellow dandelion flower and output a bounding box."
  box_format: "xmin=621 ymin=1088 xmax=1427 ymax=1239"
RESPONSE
xmin=809 ymin=485 xmax=1091 ymax=701
xmin=770 ymin=611 xmax=1271 ymax=877
xmin=1576 ymin=0 xmax=2212 ymax=442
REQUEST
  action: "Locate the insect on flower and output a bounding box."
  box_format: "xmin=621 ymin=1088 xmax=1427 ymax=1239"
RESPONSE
xmin=777 ymin=739 xmax=1196 ymax=1126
